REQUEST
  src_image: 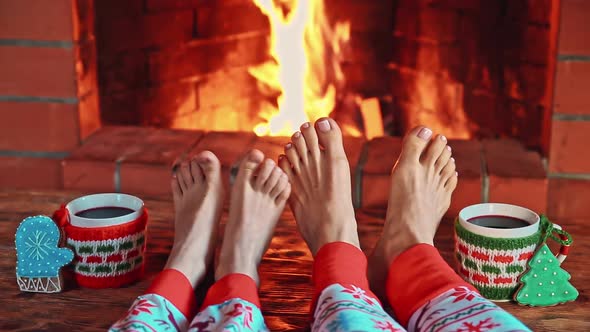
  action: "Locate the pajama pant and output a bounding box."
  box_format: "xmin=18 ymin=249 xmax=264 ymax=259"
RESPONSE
xmin=111 ymin=243 xmax=531 ymax=331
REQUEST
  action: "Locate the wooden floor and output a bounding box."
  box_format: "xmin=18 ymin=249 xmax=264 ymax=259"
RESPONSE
xmin=0 ymin=190 xmax=588 ymax=331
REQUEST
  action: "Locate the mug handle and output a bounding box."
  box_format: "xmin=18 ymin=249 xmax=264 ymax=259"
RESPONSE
xmin=552 ymin=224 xmax=570 ymax=264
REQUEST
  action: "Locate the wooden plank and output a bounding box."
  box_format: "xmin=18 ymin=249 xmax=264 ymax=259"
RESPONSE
xmin=0 ymin=190 xmax=588 ymax=331
xmin=360 ymin=97 xmax=384 ymax=139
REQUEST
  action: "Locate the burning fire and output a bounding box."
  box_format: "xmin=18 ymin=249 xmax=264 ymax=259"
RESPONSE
xmin=250 ymin=0 xmax=351 ymax=136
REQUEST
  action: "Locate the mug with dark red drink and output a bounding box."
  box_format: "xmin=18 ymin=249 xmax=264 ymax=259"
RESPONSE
xmin=53 ymin=193 xmax=148 ymax=288
xmin=454 ymin=203 xmax=570 ymax=301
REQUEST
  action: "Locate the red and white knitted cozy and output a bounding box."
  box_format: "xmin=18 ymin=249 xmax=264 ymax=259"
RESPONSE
xmin=53 ymin=205 xmax=148 ymax=288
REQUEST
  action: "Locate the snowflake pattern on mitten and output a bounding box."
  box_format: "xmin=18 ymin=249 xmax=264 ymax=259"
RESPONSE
xmin=15 ymin=215 xmax=73 ymax=293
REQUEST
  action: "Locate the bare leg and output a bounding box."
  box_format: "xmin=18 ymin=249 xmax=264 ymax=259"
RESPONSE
xmin=369 ymin=126 xmax=456 ymax=298
xmin=188 ymin=149 xmax=290 ymax=332
xmin=280 ymin=119 xmax=406 ymax=331
xmin=278 ymin=118 xmax=359 ymax=255
xmin=367 ymin=127 xmax=529 ymax=331
xmin=215 ymin=149 xmax=291 ymax=285
xmin=166 ymin=151 xmax=225 ymax=288
xmin=111 ymin=151 xmax=225 ymax=331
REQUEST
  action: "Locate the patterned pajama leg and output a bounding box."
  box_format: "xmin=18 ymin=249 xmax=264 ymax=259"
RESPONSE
xmin=110 ymin=269 xmax=198 ymax=331
xmin=311 ymin=242 xmax=532 ymax=332
xmin=188 ymin=274 xmax=267 ymax=331
xmin=311 ymin=242 xmax=406 ymax=331
xmin=387 ymin=244 xmax=531 ymax=332
xmin=110 ymin=270 xmax=267 ymax=332
xmin=111 ymin=244 xmax=531 ymax=332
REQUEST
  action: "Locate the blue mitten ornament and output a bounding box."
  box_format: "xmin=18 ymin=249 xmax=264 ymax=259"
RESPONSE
xmin=15 ymin=215 xmax=74 ymax=293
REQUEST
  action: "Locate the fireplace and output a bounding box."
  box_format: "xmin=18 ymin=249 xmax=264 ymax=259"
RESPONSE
xmin=93 ymin=0 xmax=554 ymax=148
xmin=1 ymin=0 xmax=589 ymax=219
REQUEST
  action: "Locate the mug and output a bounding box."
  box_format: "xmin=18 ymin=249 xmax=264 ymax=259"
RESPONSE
xmin=53 ymin=193 xmax=148 ymax=288
xmin=454 ymin=203 xmax=570 ymax=301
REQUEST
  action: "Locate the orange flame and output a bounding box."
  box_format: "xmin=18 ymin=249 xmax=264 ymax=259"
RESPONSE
xmin=250 ymin=0 xmax=350 ymax=136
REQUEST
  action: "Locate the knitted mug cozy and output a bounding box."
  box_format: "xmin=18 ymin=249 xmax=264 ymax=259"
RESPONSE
xmin=454 ymin=220 xmax=541 ymax=300
xmin=455 ymin=215 xmax=572 ymax=301
xmin=53 ymin=205 xmax=148 ymax=288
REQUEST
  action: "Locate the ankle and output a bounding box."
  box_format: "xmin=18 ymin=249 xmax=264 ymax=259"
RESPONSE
xmin=165 ymin=254 xmax=207 ymax=288
xmin=381 ymin=231 xmax=432 ymax=267
xmin=313 ymin=231 xmax=360 ymax=256
xmin=214 ymin=262 xmax=260 ymax=286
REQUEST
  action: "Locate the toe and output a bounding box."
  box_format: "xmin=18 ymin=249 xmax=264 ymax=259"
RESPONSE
xmin=170 ymin=174 xmax=182 ymax=205
xmin=270 ymin=172 xmax=288 ymax=199
xmin=262 ymin=161 xmax=284 ymax=194
xmin=440 ymin=159 xmax=457 ymax=187
xmin=278 ymin=154 xmax=297 ymax=184
xmin=434 ymin=145 xmax=452 ymax=173
xmin=291 ymin=131 xmax=308 ymax=164
xmin=315 ymin=118 xmax=346 ymax=159
xmin=237 ymin=149 xmax=264 ymax=183
xmin=445 ymin=172 xmax=458 ymax=192
xmin=301 ymin=122 xmax=320 ymax=160
xmin=190 ymin=159 xmax=204 ymax=184
xmin=254 ymin=158 xmax=276 ymax=190
xmin=264 ymin=167 xmax=284 ymax=194
xmin=195 ymin=150 xmax=221 ymax=183
xmin=284 ymin=142 xmax=301 ymax=174
xmin=399 ymin=126 xmax=433 ymax=163
xmin=179 ymin=162 xmax=193 ymax=191
xmin=278 ymin=154 xmax=294 ymax=176
xmin=422 ymin=134 xmax=448 ymax=166
xmin=275 ymin=182 xmax=291 ymax=205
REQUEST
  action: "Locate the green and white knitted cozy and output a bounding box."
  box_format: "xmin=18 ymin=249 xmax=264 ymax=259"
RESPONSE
xmin=454 ymin=220 xmax=542 ymax=300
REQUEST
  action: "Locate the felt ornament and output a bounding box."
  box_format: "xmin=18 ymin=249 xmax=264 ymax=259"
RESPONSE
xmin=15 ymin=215 xmax=74 ymax=293
xmin=514 ymin=216 xmax=578 ymax=306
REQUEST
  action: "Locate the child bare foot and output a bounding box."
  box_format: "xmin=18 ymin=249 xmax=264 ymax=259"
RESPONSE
xmin=215 ymin=149 xmax=291 ymax=285
xmin=165 ymin=151 xmax=224 ymax=288
xmin=368 ymin=126 xmax=458 ymax=298
xmin=279 ymin=118 xmax=360 ymax=255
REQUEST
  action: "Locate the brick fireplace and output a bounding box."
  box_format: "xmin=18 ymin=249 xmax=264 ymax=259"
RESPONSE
xmin=0 ymin=0 xmax=588 ymax=219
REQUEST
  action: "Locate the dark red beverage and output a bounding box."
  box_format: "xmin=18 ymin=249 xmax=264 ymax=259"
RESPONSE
xmin=467 ymin=215 xmax=530 ymax=229
xmin=74 ymin=206 xmax=135 ymax=219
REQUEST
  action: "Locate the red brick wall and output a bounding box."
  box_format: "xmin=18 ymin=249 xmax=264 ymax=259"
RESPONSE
xmin=0 ymin=0 xmax=100 ymax=189
xmin=94 ymin=0 xmax=394 ymax=130
xmin=389 ymin=0 xmax=555 ymax=151
xmin=548 ymin=0 xmax=590 ymax=219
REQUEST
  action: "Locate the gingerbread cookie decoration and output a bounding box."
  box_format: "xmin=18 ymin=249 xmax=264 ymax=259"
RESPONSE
xmin=514 ymin=243 xmax=578 ymax=306
xmin=15 ymin=215 xmax=74 ymax=293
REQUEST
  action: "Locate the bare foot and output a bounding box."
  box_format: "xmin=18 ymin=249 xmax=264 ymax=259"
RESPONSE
xmin=368 ymin=126 xmax=458 ymax=299
xmin=165 ymin=151 xmax=224 ymax=288
xmin=278 ymin=118 xmax=359 ymax=256
xmin=215 ymin=149 xmax=291 ymax=285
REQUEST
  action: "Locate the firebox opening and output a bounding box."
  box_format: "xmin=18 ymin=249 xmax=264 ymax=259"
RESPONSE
xmin=93 ymin=0 xmax=555 ymax=152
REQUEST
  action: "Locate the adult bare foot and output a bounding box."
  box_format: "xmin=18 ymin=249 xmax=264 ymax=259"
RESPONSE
xmin=278 ymin=118 xmax=359 ymax=256
xmin=165 ymin=151 xmax=224 ymax=288
xmin=215 ymin=149 xmax=291 ymax=285
xmin=368 ymin=126 xmax=458 ymax=299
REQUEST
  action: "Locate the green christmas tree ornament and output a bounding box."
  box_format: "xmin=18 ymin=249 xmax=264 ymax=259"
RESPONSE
xmin=514 ymin=242 xmax=578 ymax=306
